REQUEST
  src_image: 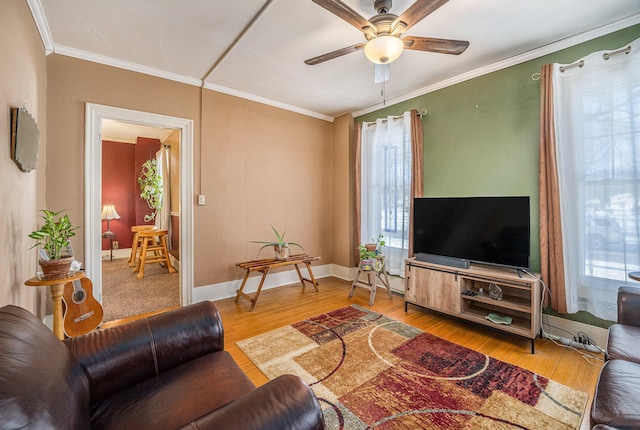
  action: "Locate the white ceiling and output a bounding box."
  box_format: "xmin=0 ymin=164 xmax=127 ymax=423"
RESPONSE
xmin=101 ymin=119 xmax=174 ymax=144
xmin=31 ymin=0 xmax=640 ymax=121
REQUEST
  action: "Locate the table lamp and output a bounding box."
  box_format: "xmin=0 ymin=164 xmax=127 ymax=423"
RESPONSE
xmin=101 ymin=204 xmax=120 ymax=233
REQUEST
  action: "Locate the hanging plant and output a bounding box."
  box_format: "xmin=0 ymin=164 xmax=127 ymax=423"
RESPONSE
xmin=138 ymin=159 xmax=162 ymax=222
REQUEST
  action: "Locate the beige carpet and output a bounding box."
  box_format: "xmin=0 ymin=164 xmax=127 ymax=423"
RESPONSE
xmin=238 ymin=305 xmax=588 ymax=430
xmin=101 ymin=257 xmax=179 ymax=322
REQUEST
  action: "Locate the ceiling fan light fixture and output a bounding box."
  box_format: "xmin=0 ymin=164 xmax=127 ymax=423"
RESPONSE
xmin=364 ymin=35 xmax=404 ymax=64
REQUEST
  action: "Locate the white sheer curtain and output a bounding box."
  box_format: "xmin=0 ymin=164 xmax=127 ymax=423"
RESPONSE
xmin=553 ymin=37 xmax=640 ymax=321
xmin=155 ymin=147 xmax=171 ymax=243
xmin=361 ymin=111 xmax=412 ymax=276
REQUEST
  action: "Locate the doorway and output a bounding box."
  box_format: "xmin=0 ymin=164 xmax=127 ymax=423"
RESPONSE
xmin=100 ymin=120 xmax=180 ymax=321
xmin=85 ymin=103 xmax=194 ymax=308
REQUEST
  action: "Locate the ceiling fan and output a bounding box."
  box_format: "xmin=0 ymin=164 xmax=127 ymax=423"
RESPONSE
xmin=305 ymin=0 xmax=469 ymax=66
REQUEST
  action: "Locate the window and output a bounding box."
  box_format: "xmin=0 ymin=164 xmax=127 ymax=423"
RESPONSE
xmin=553 ymin=39 xmax=640 ymax=320
xmin=361 ymin=111 xmax=412 ymax=276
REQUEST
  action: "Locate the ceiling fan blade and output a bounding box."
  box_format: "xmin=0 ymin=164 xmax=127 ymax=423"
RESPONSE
xmin=312 ymin=0 xmax=371 ymax=31
xmin=392 ymin=0 xmax=450 ymax=34
xmin=403 ymin=36 xmax=469 ymax=55
xmin=304 ymin=43 xmax=365 ymax=65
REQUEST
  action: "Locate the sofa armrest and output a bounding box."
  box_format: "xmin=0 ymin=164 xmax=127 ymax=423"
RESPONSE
xmin=182 ymin=374 xmax=325 ymax=430
xmin=618 ymin=286 xmax=640 ymax=326
xmin=64 ymin=301 xmax=224 ymax=403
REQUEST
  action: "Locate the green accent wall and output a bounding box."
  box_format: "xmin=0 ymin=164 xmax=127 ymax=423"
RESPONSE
xmin=357 ymin=24 xmax=640 ymax=275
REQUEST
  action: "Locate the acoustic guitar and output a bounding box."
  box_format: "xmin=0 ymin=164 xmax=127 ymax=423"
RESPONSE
xmin=62 ymin=277 xmax=104 ymax=337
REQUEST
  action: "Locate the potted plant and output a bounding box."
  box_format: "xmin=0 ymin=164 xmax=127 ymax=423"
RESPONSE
xmin=29 ymin=209 xmax=79 ymax=278
xmin=251 ymin=226 xmax=304 ymax=260
xmin=138 ymin=159 xmax=162 ymax=222
xmin=358 ymin=234 xmax=386 ymax=271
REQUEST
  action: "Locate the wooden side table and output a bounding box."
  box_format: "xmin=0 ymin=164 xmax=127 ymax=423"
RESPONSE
xmin=102 ymin=231 xmax=116 ymax=260
xmin=25 ymin=271 xmax=85 ymax=340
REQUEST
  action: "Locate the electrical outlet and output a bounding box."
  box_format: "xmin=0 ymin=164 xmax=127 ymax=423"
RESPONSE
xmin=198 ymin=194 xmax=206 ymax=206
xmin=112 ymin=240 xmax=119 ymax=250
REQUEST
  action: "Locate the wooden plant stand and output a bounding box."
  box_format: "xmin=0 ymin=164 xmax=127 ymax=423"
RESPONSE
xmin=25 ymin=271 xmax=86 ymax=340
xmin=349 ymin=257 xmax=392 ymax=306
xmin=235 ymin=254 xmax=320 ymax=311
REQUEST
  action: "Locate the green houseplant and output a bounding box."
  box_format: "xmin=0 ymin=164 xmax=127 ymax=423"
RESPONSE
xmin=358 ymin=234 xmax=386 ymax=260
xmin=251 ymin=226 xmax=304 ymax=260
xmin=358 ymin=234 xmax=386 ymax=271
xmin=29 ymin=209 xmax=79 ymax=277
xmin=138 ymin=159 xmax=162 ymax=222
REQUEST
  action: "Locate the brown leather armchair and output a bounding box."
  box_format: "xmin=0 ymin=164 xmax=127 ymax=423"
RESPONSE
xmin=0 ymin=301 xmax=325 ymax=430
xmin=591 ymin=286 xmax=640 ymax=429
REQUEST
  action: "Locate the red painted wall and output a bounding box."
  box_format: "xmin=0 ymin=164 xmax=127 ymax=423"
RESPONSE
xmin=101 ymin=137 xmax=160 ymax=250
xmin=102 ymin=140 xmax=135 ymax=249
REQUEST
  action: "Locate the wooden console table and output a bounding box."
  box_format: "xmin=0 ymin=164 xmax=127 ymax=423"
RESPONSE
xmin=235 ymin=254 xmax=320 ymax=311
xmin=25 ymin=271 xmax=85 ymax=340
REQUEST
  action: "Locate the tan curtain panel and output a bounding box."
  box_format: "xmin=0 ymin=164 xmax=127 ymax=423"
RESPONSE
xmin=538 ymin=63 xmax=567 ymax=313
xmin=409 ymin=109 xmax=424 ymax=258
xmin=354 ymin=122 xmax=363 ymax=266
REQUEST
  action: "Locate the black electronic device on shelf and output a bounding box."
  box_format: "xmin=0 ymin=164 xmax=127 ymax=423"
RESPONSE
xmin=413 ymin=196 xmax=530 ymax=270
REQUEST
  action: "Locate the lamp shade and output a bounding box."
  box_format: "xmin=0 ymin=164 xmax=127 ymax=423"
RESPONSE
xmin=364 ymin=35 xmax=404 ymax=64
xmin=101 ymin=204 xmax=120 ymax=220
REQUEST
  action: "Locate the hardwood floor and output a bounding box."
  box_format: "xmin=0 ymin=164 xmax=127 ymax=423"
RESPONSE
xmin=103 ymin=276 xmax=603 ymax=428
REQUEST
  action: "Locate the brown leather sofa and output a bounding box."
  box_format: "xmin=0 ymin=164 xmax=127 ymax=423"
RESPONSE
xmin=591 ymin=286 xmax=640 ymax=429
xmin=0 ymin=301 xmax=325 ymax=429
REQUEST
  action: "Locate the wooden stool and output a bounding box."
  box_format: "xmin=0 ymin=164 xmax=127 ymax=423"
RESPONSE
xmin=349 ymin=257 xmax=392 ymax=305
xmin=128 ymin=225 xmax=157 ymax=267
xmin=134 ymin=229 xmax=177 ymax=279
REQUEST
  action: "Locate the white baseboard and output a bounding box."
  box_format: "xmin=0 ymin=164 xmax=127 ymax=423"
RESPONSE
xmin=541 ymin=313 xmax=608 ymax=349
xmin=136 ymin=260 xmax=610 ymax=347
xmin=192 ymin=263 xmax=407 ymax=304
xmin=192 ymin=263 xmax=335 ymax=303
xmin=102 ymin=248 xmax=130 ymax=260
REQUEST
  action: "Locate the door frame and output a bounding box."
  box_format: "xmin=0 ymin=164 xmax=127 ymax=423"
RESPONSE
xmin=85 ymin=103 xmax=194 ymax=305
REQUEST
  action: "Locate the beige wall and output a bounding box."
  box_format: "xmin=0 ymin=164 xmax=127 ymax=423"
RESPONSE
xmin=0 ymin=0 xmax=47 ymax=314
xmin=198 ymin=91 xmax=334 ymax=285
xmin=46 ymin=55 xmax=201 ymax=265
xmin=46 ymin=54 xmax=341 ymax=289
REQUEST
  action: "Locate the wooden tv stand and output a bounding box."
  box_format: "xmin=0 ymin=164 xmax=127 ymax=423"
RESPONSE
xmin=404 ymin=258 xmax=541 ymax=353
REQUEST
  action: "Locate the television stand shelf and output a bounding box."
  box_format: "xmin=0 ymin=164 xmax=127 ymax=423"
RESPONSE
xmin=404 ymin=258 xmax=541 ymax=353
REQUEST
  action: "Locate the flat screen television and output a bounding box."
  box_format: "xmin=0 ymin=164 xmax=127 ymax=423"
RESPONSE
xmin=413 ymin=196 xmax=530 ymax=270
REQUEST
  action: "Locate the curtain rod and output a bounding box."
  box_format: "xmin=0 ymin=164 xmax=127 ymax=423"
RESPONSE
xmin=559 ymin=45 xmax=632 ymax=73
xmin=363 ymin=109 xmax=427 ymax=126
xmin=603 ymin=45 xmax=632 ymax=60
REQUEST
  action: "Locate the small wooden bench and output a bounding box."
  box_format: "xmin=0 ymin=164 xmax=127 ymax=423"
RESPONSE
xmin=235 ymin=254 xmax=320 ymax=311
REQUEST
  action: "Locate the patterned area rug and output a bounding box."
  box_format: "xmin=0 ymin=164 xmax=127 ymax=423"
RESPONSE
xmin=237 ymin=305 xmax=588 ymax=429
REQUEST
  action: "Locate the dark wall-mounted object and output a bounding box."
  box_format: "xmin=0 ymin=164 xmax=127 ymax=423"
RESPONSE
xmin=10 ymin=106 xmax=41 ymax=172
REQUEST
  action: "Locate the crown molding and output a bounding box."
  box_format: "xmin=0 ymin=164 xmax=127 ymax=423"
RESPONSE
xmin=53 ymin=45 xmax=203 ymax=87
xmin=25 ymin=0 xmax=638 ymax=123
xmin=26 ymin=0 xmax=54 ymax=54
xmin=203 ymin=82 xmax=334 ymax=122
xmin=52 ymin=42 xmax=334 ymax=121
xmin=352 ymin=14 xmax=640 ymax=118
